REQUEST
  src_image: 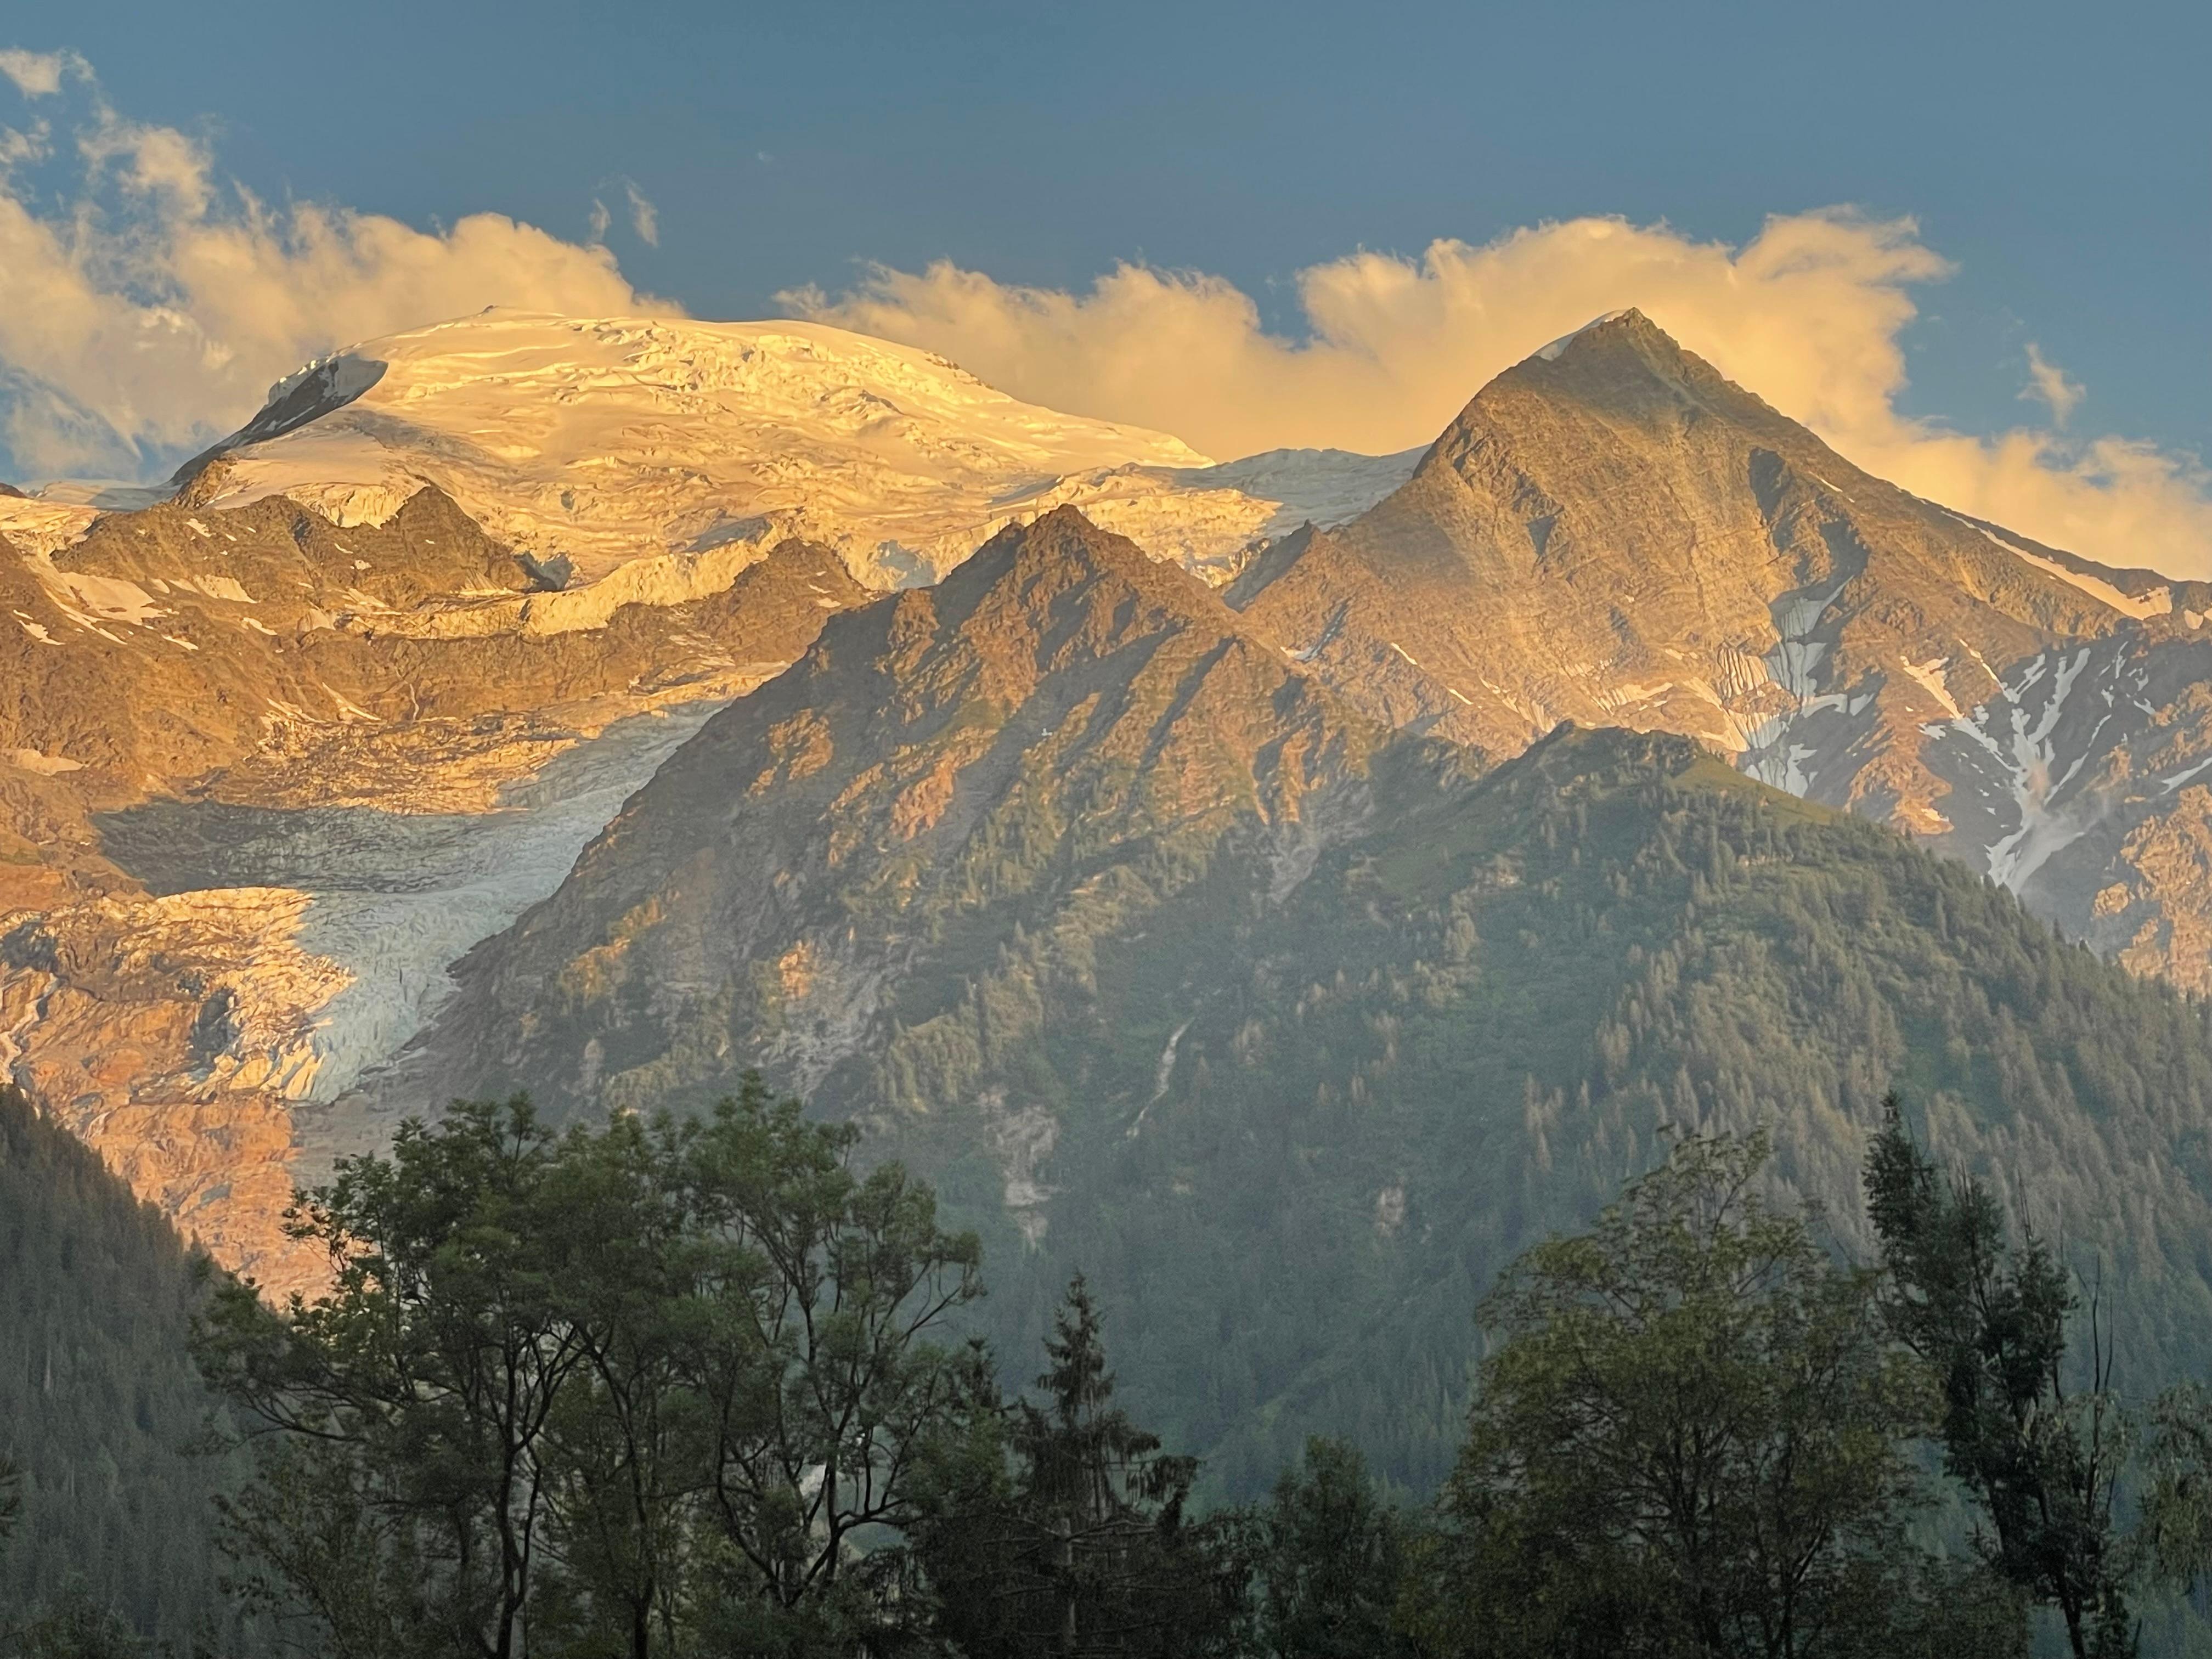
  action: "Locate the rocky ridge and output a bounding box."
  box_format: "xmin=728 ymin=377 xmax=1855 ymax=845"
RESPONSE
xmin=14 ymin=303 xmax=2212 ymax=1302
xmin=1222 ymin=311 xmax=2212 ymax=990
xmin=413 ymin=506 xmax=1423 ymax=1172
xmin=0 ymin=486 xmax=868 ymax=1284
xmin=387 ymin=512 xmax=2212 ymax=1489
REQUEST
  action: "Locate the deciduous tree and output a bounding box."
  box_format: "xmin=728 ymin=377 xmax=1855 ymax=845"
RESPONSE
xmin=1865 ymin=1095 xmax=2135 ymax=1659
xmin=1410 ymin=1128 xmax=2022 ymax=1659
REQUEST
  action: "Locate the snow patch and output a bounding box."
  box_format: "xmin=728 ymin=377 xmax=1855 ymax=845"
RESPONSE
xmin=1949 ymin=514 xmax=2169 ymax=620
xmin=33 ymin=562 xmax=166 ymax=627
xmin=1534 ymin=309 xmax=1636 ymax=361
xmin=1947 ymin=647 xmax=2096 ymax=890
xmin=171 ymin=574 xmax=256 ymax=603
xmin=4 ymin=748 xmax=83 ymax=775
xmin=1900 ymin=658 xmax=1962 ymax=719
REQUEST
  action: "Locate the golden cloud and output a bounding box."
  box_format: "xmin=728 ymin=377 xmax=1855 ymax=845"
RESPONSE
xmin=0 ymin=52 xmax=673 ymax=478
xmin=793 ymin=212 xmax=2212 ymax=578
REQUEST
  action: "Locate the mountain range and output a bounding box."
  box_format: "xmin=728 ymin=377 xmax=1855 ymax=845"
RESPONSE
xmin=5 ymin=305 xmax=2212 ymax=1482
xmin=1219 ymin=311 xmax=2212 ymax=995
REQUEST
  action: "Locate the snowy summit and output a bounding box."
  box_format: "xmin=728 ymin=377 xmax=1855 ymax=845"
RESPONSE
xmin=183 ymin=310 xmax=1409 ymax=590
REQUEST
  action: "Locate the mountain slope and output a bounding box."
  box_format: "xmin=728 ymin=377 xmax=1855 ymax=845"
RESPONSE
xmin=0 ymin=488 xmax=870 ymax=1284
xmin=1231 ymin=308 xmax=2127 ymax=777
xmin=1225 ymin=309 xmax=2212 ymax=990
xmin=0 ymin=1085 xmax=239 ymax=1649
xmin=401 ymin=509 xmax=2212 ymax=1497
xmin=16 ymin=298 xmax=2212 ymax=1323
xmin=178 ymin=311 xmax=1409 ymax=589
xmin=415 ymin=505 xmax=1415 ymax=1148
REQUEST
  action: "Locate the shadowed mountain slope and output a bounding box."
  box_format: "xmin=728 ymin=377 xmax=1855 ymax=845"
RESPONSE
xmin=0 ymin=1085 xmax=238 ymax=1649
xmin=408 ymin=509 xmax=2212 ymax=1495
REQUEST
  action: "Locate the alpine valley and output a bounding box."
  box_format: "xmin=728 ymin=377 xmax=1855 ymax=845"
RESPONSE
xmin=10 ymin=306 xmax=2212 ymax=1491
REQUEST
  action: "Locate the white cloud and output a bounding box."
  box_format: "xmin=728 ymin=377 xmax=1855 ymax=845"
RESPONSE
xmin=0 ymin=50 xmax=672 ymax=481
xmin=0 ymin=48 xmax=85 ymax=99
xmin=2023 ymin=342 xmax=2084 ymax=426
xmin=77 ymin=108 xmax=215 ymax=215
xmin=588 ymin=196 xmax=611 ymax=242
xmin=0 ymin=119 xmax=48 ymax=171
xmin=793 ymin=212 xmax=2212 ymax=578
xmin=624 ymin=180 xmax=658 ymax=247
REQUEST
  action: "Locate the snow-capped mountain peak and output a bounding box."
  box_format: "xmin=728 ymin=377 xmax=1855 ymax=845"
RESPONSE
xmin=182 ymin=310 xmax=1404 ymax=592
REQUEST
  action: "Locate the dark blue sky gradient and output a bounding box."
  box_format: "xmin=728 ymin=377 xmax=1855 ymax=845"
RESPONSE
xmin=26 ymin=0 xmax=2212 ymax=456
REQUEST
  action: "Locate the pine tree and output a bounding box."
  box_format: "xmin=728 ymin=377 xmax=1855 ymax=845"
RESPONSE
xmin=913 ymin=1278 xmax=1243 ymax=1657
xmin=1243 ymin=1437 xmax=1417 ymax=1659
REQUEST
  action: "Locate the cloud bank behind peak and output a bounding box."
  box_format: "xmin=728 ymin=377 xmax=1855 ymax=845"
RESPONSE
xmin=792 ymin=212 xmax=2212 ymax=578
xmin=0 ymin=50 xmax=673 ymax=481
xmin=0 ymin=51 xmax=2202 ymax=581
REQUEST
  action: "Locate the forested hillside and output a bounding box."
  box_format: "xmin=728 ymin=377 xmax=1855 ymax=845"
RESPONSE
xmin=416 ymin=508 xmax=2212 ymax=1499
xmin=918 ymin=725 xmax=2212 ymax=1494
xmin=0 ymin=1085 xmax=236 ymax=1647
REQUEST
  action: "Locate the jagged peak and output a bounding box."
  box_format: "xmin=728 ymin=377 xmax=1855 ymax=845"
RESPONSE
xmin=1530 ymin=307 xmax=1662 ymax=362
xmin=1402 ymin=304 xmax=1786 ymax=467
xmin=966 ymin=504 xmax=1219 ymax=606
xmin=1515 ymin=306 xmax=1716 ymax=392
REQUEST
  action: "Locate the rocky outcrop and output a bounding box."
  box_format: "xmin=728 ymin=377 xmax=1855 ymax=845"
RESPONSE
xmin=414 ymin=506 xmax=1424 ymax=1138
xmin=0 ymin=489 xmax=870 ymax=1290
xmin=0 ymin=888 xmax=342 ymax=1286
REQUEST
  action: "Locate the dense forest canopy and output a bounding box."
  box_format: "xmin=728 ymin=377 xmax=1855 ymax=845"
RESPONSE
xmin=893 ymin=727 xmax=2212 ymax=1492
xmin=0 ymin=1085 xmax=240 ymax=1650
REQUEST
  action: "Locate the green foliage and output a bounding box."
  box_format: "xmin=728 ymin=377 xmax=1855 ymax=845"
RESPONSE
xmin=2 ymin=1584 xmax=156 ymax=1659
xmin=194 ymin=1077 xmax=983 ymax=1658
xmin=1866 ymin=1096 xmax=2135 ymax=1658
xmin=911 ymin=1278 xmax=1245 ymax=1658
xmin=834 ymin=726 xmax=2212 ymax=1499
xmin=1239 ymin=1438 xmax=1417 ymax=1659
xmin=1407 ymin=1127 xmax=2024 ymax=1658
xmin=2137 ymin=1381 xmax=2212 ymax=1596
xmin=30 ymin=710 xmax=2212 ymax=1652
xmin=0 ymin=1085 xmax=242 ymax=1651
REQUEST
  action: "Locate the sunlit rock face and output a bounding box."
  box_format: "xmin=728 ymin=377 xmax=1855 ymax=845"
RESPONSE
xmin=0 ymin=478 xmax=870 ymax=1289
xmin=12 ymin=304 xmax=2212 ymax=1299
xmin=410 ymin=506 xmax=1402 ymax=1126
xmin=0 ymin=313 xmax=1417 ymax=1291
xmin=1218 ymin=309 xmax=2212 ymax=992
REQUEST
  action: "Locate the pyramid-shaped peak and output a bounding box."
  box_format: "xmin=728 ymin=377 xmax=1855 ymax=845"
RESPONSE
xmin=1435 ymin=303 xmax=1776 ymax=442
xmin=1525 ymin=306 xmax=1690 ymax=369
xmin=979 ymin=504 xmax=1197 ymax=592
xmin=930 ymin=505 xmax=1270 ymax=669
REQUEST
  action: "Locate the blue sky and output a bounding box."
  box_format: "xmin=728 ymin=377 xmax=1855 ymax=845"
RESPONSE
xmin=43 ymin=0 xmax=2202 ymax=447
xmin=4 ymin=0 xmax=2207 ymax=566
